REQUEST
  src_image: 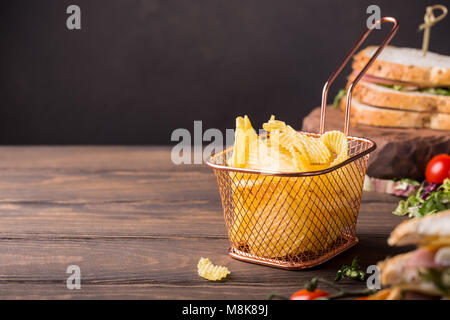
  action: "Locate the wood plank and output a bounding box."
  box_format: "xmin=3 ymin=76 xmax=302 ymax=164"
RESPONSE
xmin=0 ymin=192 xmax=401 ymax=239
xmin=0 ymin=236 xmax=409 ymax=283
xmin=0 ymin=283 xmax=319 ymax=300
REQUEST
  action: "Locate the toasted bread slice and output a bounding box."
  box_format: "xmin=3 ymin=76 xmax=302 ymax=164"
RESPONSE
xmin=341 ymin=98 xmax=429 ymax=129
xmin=350 ymin=80 xmax=450 ymax=113
xmin=341 ymin=99 xmax=450 ymax=131
xmin=378 ymin=252 xmax=415 ymax=285
xmin=388 ymin=209 xmax=450 ymax=246
xmin=352 ymin=46 xmax=450 ymax=86
xmin=377 ymin=252 xmax=443 ymax=296
xmin=430 ymin=112 xmax=450 ymax=131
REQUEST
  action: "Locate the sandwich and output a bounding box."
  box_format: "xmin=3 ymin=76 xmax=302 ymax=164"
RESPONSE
xmin=369 ymin=209 xmax=450 ymax=300
xmin=339 ymin=46 xmax=450 ymax=131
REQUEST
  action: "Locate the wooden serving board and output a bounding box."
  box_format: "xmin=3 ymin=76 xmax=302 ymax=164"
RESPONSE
xmin=301 ymin=107 xmax=450 ymax=181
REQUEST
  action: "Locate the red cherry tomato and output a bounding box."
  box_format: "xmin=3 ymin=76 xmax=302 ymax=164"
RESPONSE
xmin=425 ymin=154 xmax=450 ymax=183
xmin=290 ymin=289 xmax=329 ymax=300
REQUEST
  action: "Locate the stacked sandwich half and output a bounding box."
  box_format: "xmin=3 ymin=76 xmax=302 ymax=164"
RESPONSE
xmin=340 ymin=46 xmax=450 ymax=130
xmin=370 ymin=210 xmax=450 ymax=300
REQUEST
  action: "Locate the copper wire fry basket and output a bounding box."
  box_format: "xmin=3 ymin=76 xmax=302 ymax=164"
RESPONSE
xmin=207 ymin=18 xmax=398 ymax=270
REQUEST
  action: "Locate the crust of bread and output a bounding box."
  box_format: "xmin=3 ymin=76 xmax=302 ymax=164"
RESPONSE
xmin=353 ymin=46 xmax=450 ymax=86
xmin=340 ymin=99 xmax=450 ymax=130
xmin=430 ymin=112 xmax=450 ymax=130
xmin=378 ymin=252 xmax=414 ymax=285
xmin=341 ymin=98 xmax=429 ymax=128
xmin=388 ymin=209 xmax=450 ymax=246
xmin=377 ymin=252 xmax=443 ymax=296
xmin=348 ymin=80 xmax=450 ymax=113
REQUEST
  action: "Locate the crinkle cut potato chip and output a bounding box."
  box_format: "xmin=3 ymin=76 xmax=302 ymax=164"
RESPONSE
xmin=320 ymin=130 xmax=349 ymax=166
xmin=229 ymin=115 xmax=258 ymax=168
xmin=197 ymin=257 xmax=230 ymax=281
xmin=285 ymin=125 xmax=331 ymax=166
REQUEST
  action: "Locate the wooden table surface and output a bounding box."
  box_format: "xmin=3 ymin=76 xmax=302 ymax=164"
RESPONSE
xmin=0 ymin=146 xmax=410 ymax=299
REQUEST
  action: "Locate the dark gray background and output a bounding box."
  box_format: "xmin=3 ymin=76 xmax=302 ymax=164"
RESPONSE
xmin=1 ymin=0 xmax=449 ymax=144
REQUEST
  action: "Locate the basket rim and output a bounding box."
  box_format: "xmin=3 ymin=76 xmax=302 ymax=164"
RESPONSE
xmin=205 ymin=132 xmax=376 ymax=177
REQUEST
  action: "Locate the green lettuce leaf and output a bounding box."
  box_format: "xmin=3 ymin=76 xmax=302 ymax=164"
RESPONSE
xmin=376 ymin=84 xmax=450 ymax=96
xmin=332 ymin=89 xmax=347 ymax=108
xmin=393 ymin=178 xmax=450 ymax=218
xmin=420 ymin=87 xmax=450 ymax=96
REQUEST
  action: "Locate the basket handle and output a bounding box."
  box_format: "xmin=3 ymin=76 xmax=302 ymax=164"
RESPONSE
xmin=319 ymin=17 xmax=399 ymax=135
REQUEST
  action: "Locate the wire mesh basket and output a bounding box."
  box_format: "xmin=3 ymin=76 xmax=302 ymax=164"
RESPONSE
xmin=207 ymin=17 xmax=398 ymax=269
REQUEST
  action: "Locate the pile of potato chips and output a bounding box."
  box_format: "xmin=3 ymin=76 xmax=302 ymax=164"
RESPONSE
xmin=228 ymin=115 xmax=348 ymax=172
xmin=225 ymin=116 xmax=360 ymax=258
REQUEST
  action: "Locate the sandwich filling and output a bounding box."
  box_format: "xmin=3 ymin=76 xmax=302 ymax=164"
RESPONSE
xmin=354 ymin=72 xmax=450 ymax=96
xmin=389 ymin=246 xmax=450 ymax=296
